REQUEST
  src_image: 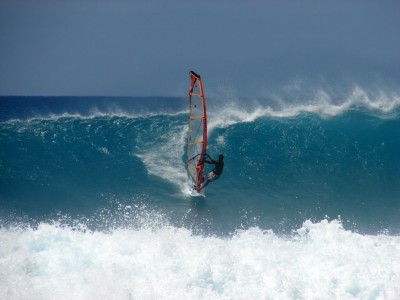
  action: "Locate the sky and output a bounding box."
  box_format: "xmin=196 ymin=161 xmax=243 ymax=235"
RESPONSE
xmin=0 ymin=0 xmax=399 ymax=97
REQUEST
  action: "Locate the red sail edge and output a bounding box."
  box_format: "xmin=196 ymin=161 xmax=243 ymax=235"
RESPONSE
xmin=187 ymin=71 xmax=208 ymax=191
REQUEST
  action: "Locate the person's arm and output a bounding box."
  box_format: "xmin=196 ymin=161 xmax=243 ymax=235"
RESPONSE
xmin=204 ymin=154 xmax=217 ymax=164
xmin=205 ymin=157 xmax=216 ymax=164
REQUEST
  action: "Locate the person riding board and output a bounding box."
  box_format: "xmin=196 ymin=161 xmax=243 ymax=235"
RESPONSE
xmin=200 ymin=154 xmax=224 ymax=190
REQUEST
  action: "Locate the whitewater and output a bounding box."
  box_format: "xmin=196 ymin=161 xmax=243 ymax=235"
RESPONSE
xmin=1 ymin=219 xmax=399 ymax=299
xmin=1 ymin=87 xmax=400 ymax=299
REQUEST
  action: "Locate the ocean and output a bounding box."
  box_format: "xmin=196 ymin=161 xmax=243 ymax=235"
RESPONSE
xmin=1 ymin=93 xmax=400 ymax=299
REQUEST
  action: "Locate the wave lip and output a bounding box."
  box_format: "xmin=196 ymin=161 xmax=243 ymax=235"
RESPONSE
xmin=206 ymin=85 xmax=400 ymax=130
xmin=0 ymin=96 xmax=187 ymax=122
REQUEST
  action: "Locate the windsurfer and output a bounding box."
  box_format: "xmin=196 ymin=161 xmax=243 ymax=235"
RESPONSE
xmin=200 ymin=154 xmax=224 ymax=190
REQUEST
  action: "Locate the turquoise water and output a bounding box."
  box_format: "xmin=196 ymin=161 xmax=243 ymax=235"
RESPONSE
xmin=1 ymin=96 xmax=399 ymax=299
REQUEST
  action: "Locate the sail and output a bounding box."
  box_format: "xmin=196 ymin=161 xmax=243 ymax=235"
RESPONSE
xmin=187 ymin=71 xmax=207 ymax=191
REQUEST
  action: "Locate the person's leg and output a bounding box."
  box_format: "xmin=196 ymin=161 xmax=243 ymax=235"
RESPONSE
xmin=200 ymin=179 xmax=211 ymax=190
xmin=200 ymin=172 xmax=219 ymax=191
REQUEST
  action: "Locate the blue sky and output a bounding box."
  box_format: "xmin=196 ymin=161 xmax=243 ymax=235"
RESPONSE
xmin=0 ymin=0 xmax=399 ymax=96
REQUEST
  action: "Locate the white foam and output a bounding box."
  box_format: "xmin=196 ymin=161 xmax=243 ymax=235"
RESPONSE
xmin=135 ymin=123 xmax=190 ymax=195
xmin=3 ymin=108 xmax=187 ymax=123
xmin=1 ymin=219 xmax=399 ymax=300
xmin=207 ymin=85 xmax=400 ymax=131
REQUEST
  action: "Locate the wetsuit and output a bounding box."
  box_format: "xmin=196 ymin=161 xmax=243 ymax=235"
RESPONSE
xmin=200 ymin=156 xmax=224 ymax=190
xmin=205 ymin=157 xmax=224 ymax=177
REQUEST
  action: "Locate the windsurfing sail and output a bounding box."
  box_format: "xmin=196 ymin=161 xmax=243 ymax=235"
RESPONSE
xmin=187 ymin=71 xmax=207 ymax=191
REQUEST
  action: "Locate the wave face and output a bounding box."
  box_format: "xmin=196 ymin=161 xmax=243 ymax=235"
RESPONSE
xmin=1 ymin=95 xmax=400 ymax=299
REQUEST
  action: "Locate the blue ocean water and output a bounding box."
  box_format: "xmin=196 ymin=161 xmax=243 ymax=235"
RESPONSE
xmin=1 ymin=94 xmax=400 ymax=299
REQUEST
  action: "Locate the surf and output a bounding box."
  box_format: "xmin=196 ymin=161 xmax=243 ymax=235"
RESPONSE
xmin=1 ymin=217 xmax=399 ymax=300
xmin=1 ymin=92 xmax=400 ymax=299
xmin=1 ymin=95 xmax=400 ymax=234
